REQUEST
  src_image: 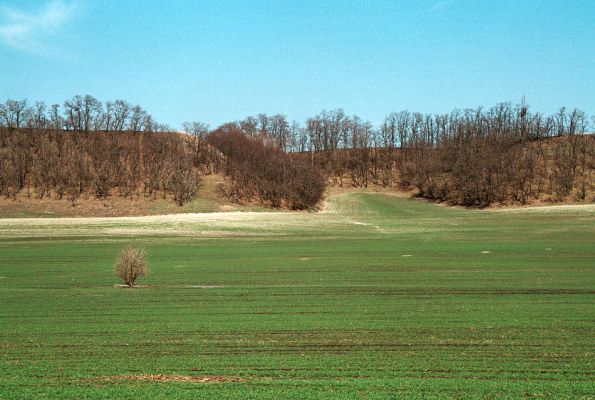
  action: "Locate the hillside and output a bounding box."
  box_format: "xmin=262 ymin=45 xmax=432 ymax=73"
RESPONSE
xmin=1 ymin=98 xmax=593 ymax=215
xmin=0 ymin=174 xmax=271 ymax=218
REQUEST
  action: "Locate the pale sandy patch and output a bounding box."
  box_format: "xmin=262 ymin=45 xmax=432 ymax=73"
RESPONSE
xmin=101 ymin=374 xmax=244 ymax=383
xmin=0 ymin=211 xmax=291 ymax=226
xmin=491 ymin=204 xmax=595 ymax=213
xmin=351 ymin=221 xmax=370 ymax=226
xmin=0 ymin=210 xmax=321 ymax=238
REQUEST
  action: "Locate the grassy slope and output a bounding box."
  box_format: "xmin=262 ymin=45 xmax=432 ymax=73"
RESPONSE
xmin=0 ymin=194 xmax=593 ymax=399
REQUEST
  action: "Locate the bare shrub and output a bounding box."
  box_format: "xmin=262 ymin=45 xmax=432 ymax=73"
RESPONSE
xmin=115 ymin=246 xmax=148 ymax=287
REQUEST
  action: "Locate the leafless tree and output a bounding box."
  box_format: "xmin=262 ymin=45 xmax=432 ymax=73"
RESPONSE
xmin=0 ymin=99 xmax=30 ymax=129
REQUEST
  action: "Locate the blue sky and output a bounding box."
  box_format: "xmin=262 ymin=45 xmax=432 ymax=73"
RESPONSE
xmin=0 ymin=0 xmax=593 ymax=128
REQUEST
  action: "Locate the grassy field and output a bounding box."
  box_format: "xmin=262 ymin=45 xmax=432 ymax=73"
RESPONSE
xmin=0 ymin=193 xmax=593 ymax=399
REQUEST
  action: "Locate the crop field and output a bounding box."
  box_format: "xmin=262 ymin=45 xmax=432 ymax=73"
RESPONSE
xmin=0 ymin=193 xmax=594 ymax=399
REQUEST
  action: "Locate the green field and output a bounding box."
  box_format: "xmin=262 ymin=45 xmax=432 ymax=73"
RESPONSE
xmin=0 ymin=193 xmax=593 ymax=399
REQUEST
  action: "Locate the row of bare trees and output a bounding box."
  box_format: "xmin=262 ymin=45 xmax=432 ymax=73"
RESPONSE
xmin=0 ymin=127 xmax=201 ymax=205
xmin=231 ymin=110 xmax=394 ymax=188
xmin=228 ymin=105 xmax=593 ymax=205
xmin=0 ymin=96 xmax=325 ymax=209
xmin=1 ymin=96 xmax=593 ymax=208
xmin=396 ymin=105 xmax=594 ymax=206
xmin=0 ymin=96 xmax=169 ymax=132
xmin=0 ymin=96 xmax=202 ymax=205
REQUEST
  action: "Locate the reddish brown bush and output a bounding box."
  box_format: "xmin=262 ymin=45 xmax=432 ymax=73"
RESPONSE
xmin=207 ymin=127 xmax=325 ymax=209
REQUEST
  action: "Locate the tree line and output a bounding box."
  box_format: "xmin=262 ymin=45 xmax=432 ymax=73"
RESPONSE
xmin=0 ymin=96 xmax=593 ymax=209
xmin=0 ymin=96 xmax=203 ymax=205
xmin=0 ymin=96 xmax=323 ymax=208
xmin=0 ymin=95 xmax=167 ymax=132
xmin=394 ymin=105 xmax=594 ymax=205
xmin=212 ymin=105 xmax=594 ymax=205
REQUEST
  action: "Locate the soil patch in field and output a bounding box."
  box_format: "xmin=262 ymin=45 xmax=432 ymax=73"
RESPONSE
xmin=185 ymin=285 xmax=224 ymax=289
xmin=114 ymin=284 xmax=152 ymax=289
xmin=103 ymin=374 xmax=245 ymax=383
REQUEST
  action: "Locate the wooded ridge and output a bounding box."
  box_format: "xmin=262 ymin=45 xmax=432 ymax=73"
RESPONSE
xmin=1 ymin=96 xmax=593 ymax=209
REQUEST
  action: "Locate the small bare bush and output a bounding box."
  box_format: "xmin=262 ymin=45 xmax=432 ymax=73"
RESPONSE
xmin=115 ymin=246 xmax=148 ymax=287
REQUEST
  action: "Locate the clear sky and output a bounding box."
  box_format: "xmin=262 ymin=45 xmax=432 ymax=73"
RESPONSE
xmin=1 ymin=0 xmax=593 ymax=128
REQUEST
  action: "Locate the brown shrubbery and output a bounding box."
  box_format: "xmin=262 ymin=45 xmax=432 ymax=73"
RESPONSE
xmin=0 ymin=127 xmax=204 ymax=205
xmin=207 ymin=126 xmax=325 ymax=209
xmin=115 ymin=247 xmax=149 ymax=287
